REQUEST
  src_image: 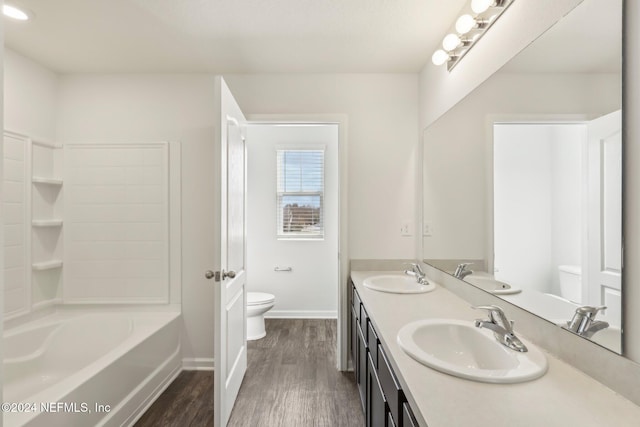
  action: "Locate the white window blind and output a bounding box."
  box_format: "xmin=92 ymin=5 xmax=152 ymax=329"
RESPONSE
xmin=276 ymin=148 xmax=325 ymax=239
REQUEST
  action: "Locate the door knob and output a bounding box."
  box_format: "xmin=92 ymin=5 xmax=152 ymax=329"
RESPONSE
xmin=205 ymin=270 xmax=215 ymax=280
xmin=222 ymin=270 xmax=236 ymax=279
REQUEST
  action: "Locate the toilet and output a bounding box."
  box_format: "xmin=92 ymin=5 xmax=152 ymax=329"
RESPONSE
xmin=558 ymin=265 xmax=582 ymax=303
xmin=246 ymin=292 xmax=276 ymax=340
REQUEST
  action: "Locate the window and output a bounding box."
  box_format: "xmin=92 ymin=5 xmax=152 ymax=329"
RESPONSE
xmin=276 ymin=148 xmax=325 ymax=239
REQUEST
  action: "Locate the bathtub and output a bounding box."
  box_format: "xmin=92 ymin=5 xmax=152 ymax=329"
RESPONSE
xmin=3 ymin=310 xmax=181 ymax=427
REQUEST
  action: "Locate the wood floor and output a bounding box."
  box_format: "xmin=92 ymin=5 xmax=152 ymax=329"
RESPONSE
xmin=135 ymin=319 xmax=363 ymax=427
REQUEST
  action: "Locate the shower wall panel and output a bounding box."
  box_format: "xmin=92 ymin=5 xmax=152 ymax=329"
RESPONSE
xmin=3 ymin=133 xmax=29 ymax=316
xmin=63 ymin=143 xmax=170 ymax=303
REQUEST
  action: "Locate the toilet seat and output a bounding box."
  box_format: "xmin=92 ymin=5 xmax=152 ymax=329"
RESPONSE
xmin=247 ymin=292 xmax=275 ymax=306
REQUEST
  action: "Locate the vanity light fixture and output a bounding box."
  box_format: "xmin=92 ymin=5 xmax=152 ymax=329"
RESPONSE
xmin=471 ymin=0 xmax=497 ymax=14
xmin=431 ymin=0 xmax=515 ymax=71
xmin=442 ymin=33 xmax=462 ymax=51
xmin=455 ymin=14 xmax=476 ymax=35
xmin=431 ymin=50 xmax=450 ymax=66
xmin=3 ymin=3 xmax=31 ymax=21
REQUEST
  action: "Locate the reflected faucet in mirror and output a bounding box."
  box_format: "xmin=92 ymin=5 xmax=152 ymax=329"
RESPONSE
xmin=564 ymin=306 xmax=609 ymax=339
xmin=454 ymin=263 xmax=473 ymax=279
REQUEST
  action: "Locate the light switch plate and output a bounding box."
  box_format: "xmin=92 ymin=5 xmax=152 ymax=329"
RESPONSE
xmin=423 ymin=221 xmax=433 ymax=236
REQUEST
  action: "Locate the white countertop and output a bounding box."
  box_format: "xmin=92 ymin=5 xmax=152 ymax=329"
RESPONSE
xmin=351 ymin=271 xmax=640 ymax=427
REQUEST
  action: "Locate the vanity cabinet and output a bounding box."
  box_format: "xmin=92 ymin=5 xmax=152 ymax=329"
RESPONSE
xmin=402 ymin=403 xmax=419 ymax=427
xmin=367 ymin=353 xmax=386 ymax=427
xmin=357 ymin=314 xmax=368 ymax=410
xmin=350 ymin=280 xmax=423 ymax=427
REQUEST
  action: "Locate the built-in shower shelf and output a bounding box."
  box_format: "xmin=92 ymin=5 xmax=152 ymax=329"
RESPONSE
xmin=32 ymin=176 xmax=63 ymax=186
xmin=32 ymin=219 xmax=63 ymax=227
xmin=32 ymin=260 xmax=63 ymax=271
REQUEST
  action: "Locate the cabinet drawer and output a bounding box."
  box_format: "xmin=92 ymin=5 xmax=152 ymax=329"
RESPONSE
xmin=402 ymin=402 xmax=420 ymax=427
xmin=360 ymin=304 xmax=369 ymax=339
xmin=354 ymin=290 xmax=362 ymax=323
xmin=367 ymin=353 xmax=386 ymax=427
xmin=388 ymin=411 xmax=396 ymax=427
xmin=378 ymin=344 xmax=402 ymax=424
xmin=367 ymin=320 xmax=379 ymax=369
xmin=351 ymin=306 xmax=358 ymax=368
xmin=357 ymin=321 xmax=367 ymax=410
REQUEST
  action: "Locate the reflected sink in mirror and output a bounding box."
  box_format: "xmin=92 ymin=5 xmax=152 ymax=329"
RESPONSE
xmin=464 ymin=275 xmax=521 ymax=295
xmin=363 ymin=275 xmax=436 ymax=294
xmin=397 ymin=319 xmax=547 ymax=383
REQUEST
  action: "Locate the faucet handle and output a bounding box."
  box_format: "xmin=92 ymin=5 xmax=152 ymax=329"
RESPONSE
xmin=403 ymin=262 xmax=424 ymax=276
xmin=472 ymin=305 xmax=513 ymax=332
xmin=456 ymin=262 xmax=474 ymax=271
xmin=575 ymin=305 xmax=606 ymax=319
xmin=472 ymin=304 xmax=502 ymax=312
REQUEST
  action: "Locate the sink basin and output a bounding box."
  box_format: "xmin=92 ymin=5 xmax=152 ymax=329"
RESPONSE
xmin=465 ymin=276 xmax=521 ymax=295
xmin=397 ymin=319 xmax=547 ymax=383
xmin=363 ymin=275 xmax=436 ymax=294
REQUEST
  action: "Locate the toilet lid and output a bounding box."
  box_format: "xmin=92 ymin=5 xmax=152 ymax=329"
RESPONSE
xmin=247 ymin=292 xmax=275 ymax=306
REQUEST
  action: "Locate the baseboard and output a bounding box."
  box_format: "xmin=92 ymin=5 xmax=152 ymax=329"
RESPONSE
xmin=182 ymin=357 xmax=215 ymax=371
xmin=265 ymin=310 xmax=337 ymax=319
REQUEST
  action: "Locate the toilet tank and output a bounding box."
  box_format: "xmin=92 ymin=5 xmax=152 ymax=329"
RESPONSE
xmin=558 ymin=265 xmax=582 ymax=303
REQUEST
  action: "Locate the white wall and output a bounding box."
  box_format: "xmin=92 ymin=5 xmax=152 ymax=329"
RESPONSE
xmin=493 ymin=124 xmax=584 ymax=295
xmin=549 ymin=125 xmax=585 ymax=294
xmin=494 ymin=124 xmax=554 ymax=294
xmin=4 ymin=49 xmax=58 ymax=141
xmin=246 ymin=124 xmax=338 ymax=318
xmin=418 ymin=0 xmax=583 ymax=130
xmin=225 ymin=74 xmax=419 ymax=260
xmin=422 ymin=72 xmax=620 ymax=265
xmin=1 ymin=17 xmax=5 ymax=424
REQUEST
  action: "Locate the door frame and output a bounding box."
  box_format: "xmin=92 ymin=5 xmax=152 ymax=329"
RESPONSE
xmin=247 ymin=113 xmax=349 ymax=370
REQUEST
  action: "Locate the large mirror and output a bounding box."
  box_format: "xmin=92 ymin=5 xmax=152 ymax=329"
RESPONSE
xmin=422 ymin=0 xmax=622 ymax=353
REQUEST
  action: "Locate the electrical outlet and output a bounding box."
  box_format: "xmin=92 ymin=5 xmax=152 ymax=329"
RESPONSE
xmin=400 ymin=222 xmax=412 ymax=236
xmin=423 ymin=221 xmax=433 ymax=236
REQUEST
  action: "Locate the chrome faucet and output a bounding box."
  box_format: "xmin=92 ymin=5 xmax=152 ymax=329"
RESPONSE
xmin=563 ymin=306 xmax=609 ymax=338
xmin=473 ymin=305 xmax=528 ymax=352
xmin=404 ymin=262 xmax=428 ymax=285
xmin=454 ymin=262 xmax=473 ymax=279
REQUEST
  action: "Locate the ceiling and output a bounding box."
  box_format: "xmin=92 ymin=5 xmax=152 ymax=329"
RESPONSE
xmin=3 ymin=0 xmax=468 ymax=74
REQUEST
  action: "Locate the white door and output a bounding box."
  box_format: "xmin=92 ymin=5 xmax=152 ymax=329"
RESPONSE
xmin=207 ymin=77 xmax=248 ymax=426
xmin=587 ymin=110 xmax=622 ymax=326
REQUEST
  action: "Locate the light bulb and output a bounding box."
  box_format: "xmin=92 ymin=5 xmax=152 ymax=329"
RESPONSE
xmin=456 ymin=14 xmax=476 ymax=35
xmin=2 ymin=4 xmax=29 ymax=20
xmin=442 ymin=34 xmax=461 ymax=52
xmin=471 ymin=0 xmax=494 ymax=14
xmin=432 ymin=50 xmax=449 ymax=66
